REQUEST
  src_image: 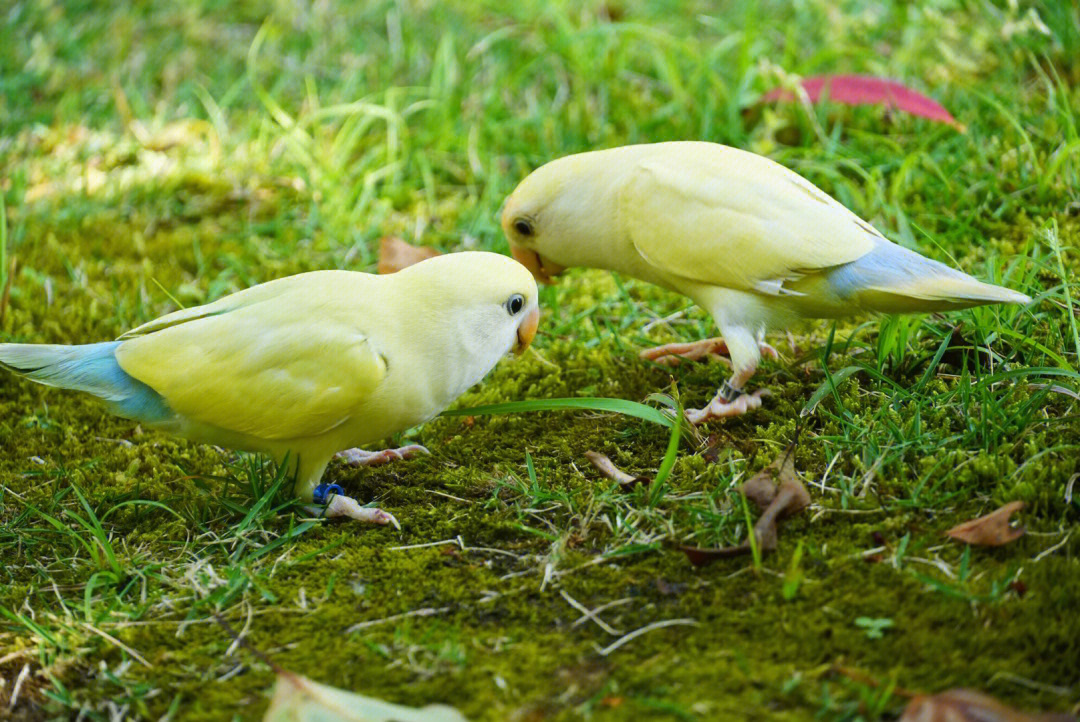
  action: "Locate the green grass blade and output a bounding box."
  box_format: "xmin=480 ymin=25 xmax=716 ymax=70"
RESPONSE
xmin=443 ymin=397 xmax=675 ymax=428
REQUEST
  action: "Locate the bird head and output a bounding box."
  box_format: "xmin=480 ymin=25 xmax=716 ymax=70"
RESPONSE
xmin=393 ymin=252 xmax=540 ymax=358
xmin=500 ymin=151 xmax=619 ymax=285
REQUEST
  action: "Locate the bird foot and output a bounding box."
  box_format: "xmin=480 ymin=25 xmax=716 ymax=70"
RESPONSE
xmin=684 ymin=389 xmax=771 ymax=425
xmin=306 ymin=490 xmax=400 ymax=529
xmin=640 ymin=338 xmax=778 ymax=366
xmin=335 ymin=444 xmax=430 ymax=467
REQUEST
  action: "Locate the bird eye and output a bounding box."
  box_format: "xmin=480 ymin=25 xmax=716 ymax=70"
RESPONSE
xmin=513 ymin=218 xmax=534 ymax=237
xmin=506 ymin=294 xmax=525 ymax=315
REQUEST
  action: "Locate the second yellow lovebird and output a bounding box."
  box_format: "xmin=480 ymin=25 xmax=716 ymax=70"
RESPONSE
xmin=0 ymin=252 xmax=540 ymax=525
xmin=501 ymin=141 xmax=1030 ymax=424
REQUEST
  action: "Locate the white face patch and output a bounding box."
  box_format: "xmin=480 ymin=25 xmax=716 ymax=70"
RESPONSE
xmin=434 ymin=302 xmax=522 ymax=404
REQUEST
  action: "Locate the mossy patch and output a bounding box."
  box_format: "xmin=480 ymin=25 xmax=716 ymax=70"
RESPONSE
xmin=2 ymin=1 xmax=1080 ymax=719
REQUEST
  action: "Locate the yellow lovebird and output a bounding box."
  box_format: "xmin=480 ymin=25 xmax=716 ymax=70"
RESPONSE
xmin=501 ymin=142 xmax=1030 ymax=424
xmin=0 ymin=252 xmax=539 ymax=524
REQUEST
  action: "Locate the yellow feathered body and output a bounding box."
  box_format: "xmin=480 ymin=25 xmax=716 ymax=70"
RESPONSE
xmin=1 ymin=252 xmax=540 ymax=500
xmin=501 ymin=141 xmax=1029 ymax=417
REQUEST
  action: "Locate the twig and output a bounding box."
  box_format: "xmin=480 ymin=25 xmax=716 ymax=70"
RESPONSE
xmin=987 ymin=671 xmax=1073 ymax=696
xmin=1032 ymin=530 xmax=1072 ymax=563
xmin=223 ymin=604 xmax=253 ymax=658
xmin=213 ymin=613 xmax=285 ymax=674
xmin=559 ymin=590 xmax=623 ymax=635
xmin=0 ymin=650 xmax=31 ymax=667
xmin=594 ymin=618 xmax=698 ymax=656
xmin=83 ymin=623 xmax=152 ymax=668
xmin=8 ymin=663 xmax=29 ymax=710
xmin=830 ymin=664 xmax=919 ymax=698
xmin=388 ymin=538 xmax=462 ymax=552
xmin=345 ymin=606 xmax=452 ymax=633
xmin=424 ymin=489 xmax=473 ymax=504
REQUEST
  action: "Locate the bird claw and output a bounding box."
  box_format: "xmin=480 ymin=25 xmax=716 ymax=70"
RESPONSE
xmin=640 ymin=338 xmax=778 ymax=366
xmin=640 ymin=337 xmax=729 ymax=366
xmin=684 ymin=389 xmax=771 ymax=425
xmin=312 ymin=493 xmax=401 ymax=529
xmin=335 ymin=444 xmax=430 ymax=467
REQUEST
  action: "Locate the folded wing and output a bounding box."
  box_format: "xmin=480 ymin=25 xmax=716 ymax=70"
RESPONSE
xmin=622 ymin=144 xmax=878 ymax=294
xmin=115 ymin=272 xmax=386 ymax=440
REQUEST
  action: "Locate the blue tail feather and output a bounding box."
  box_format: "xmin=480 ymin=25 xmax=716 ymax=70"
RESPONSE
xmin=0 ymin=341 xmax=174 ymax=425
xmin=827 ymin=239 xmax=969 ymax=298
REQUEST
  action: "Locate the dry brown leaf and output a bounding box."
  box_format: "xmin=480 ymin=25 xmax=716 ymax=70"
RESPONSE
xmin=946 ymin=501 xmax=1025 ymax=546
xmin=900 ymin=689 xmax=1076 ymax=722
xmin=742 ymin=455 xmax=784 ymax=510
xmin=680 ymin=448 xmax=810 ymax=567
xmin=264 ymin=670 xmax=468 ymax=722
xmin=584 ymin=451 xmax=651 ymax=489
xmin=377 ymin=236 xmax=442 ymax=274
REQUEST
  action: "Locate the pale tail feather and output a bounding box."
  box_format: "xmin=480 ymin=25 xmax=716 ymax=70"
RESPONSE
xmin=827 ymin=239 xmax=1031 ymax=313
xmin=0 ymin=341 xmax=173 ymax=423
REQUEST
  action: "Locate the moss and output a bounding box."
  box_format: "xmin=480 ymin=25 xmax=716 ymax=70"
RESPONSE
xmin=4 ymin=307 xmax=1079 ymax=718
xmin=2 ymin=3 xmax=1080 ymax=718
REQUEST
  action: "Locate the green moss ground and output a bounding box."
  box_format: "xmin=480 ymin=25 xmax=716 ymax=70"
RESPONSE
xmin=1 ymin=1 xmax=1079 ymax=719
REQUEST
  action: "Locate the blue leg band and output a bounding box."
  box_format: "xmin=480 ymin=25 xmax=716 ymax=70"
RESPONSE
xmin=313 ymin=483 xmax=344 ymax=505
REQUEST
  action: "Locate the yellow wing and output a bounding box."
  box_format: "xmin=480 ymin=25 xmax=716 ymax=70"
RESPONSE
xmin=621 ymin=144 xmax=880 ymax=294
xmin=115 ymin=272 xmax=386 ymax=440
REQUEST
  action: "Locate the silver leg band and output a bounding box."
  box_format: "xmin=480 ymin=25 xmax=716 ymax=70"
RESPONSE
xmin=718 ymin=379 xmax=741 ymax=403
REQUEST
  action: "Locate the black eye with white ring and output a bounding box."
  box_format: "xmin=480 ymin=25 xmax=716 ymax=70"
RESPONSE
xmin=513 ymin=218 xmax=534 ymax=237
xmin=506 ymin=293 xmax=525 ymax=315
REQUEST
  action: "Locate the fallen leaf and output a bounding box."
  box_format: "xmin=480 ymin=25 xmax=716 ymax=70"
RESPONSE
xmin=739 ymin=448 xmax=809 ymax=517
xmin=377 ymin=236 xmax=442 ymax=274
xmin=680 ymin=447 xmax=810 ymax=567
xmin=946 ymin=501 xmax=1025 ymax=546
xmin=585 ymin=451 xmax=651 ymax=489
xmin=701 ymin=433 xmax=725 ymax=464
xmin=741 ymin=456 xmax=785 ymax=510
xmin=762 ymin=74 xmax=963 ymax=129
xmin=899 ymin=689 xmax=1076 ymax=722
xmin=264 ymin=670 xmax=469 ymax=722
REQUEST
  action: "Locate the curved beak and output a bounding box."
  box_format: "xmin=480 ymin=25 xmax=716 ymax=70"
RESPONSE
xmin=510 ymin=244 xmax=566 ymax=286
xmin=515 ymin=306 xmax=540 ymax=356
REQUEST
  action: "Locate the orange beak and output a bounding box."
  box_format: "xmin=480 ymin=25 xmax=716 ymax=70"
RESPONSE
xmin=515 ymin=306 xmax=540 ymax=355
xmin=510 ymin=245 xmax=566 ymax=285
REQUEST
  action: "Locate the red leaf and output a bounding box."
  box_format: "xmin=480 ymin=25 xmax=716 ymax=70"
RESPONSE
xmin=762 ymin=74 xmax=962 ymax=129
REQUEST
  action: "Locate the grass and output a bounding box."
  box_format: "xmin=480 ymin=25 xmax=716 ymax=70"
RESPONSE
xmin=1 ymin=0 xmax=1079 ymax=720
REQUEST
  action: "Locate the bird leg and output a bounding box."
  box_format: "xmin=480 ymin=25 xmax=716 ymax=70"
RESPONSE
xmin=683 ymin=364 xmax=770 ymax=425
xmin=640 ymin=337 xmax=778 ymax=366
xmin=335 ymin=444 xmax=430 ymax=466
xmin=306 ymin=483 xmax=401 ymax=528
xmin=298 ymin=445 xmax=426 ymax=526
